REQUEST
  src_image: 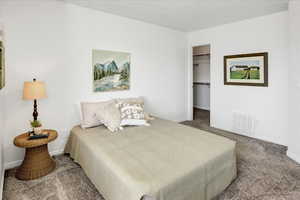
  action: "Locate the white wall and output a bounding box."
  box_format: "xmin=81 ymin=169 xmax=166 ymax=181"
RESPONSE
xmin=0 ymin=89 xmax=4 ymax=200
xmin=1 ymin=0 xmax=187 ymax=167
xmin=0 ymin=22 xmax=5 ymax=200
xmin=0 ymin=91 xmax=4 ymax=199
xmin=188 ymin=12 xmax=289 ymax=145
xmin=287 ymin=1 xmax=300 ymax=162
xmin=193 ymin=55 xmax=210 ymax=83
xmin=193 ymin=85 xmax=210 ymax=110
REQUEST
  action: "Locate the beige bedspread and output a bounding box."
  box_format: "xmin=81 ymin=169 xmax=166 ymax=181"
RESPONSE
xmin=65 ymin=119 xmax=236 ymax=200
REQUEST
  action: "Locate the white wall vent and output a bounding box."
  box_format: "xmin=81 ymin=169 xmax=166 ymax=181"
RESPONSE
xmin=232 ymin=111 xmax=257 ymax=137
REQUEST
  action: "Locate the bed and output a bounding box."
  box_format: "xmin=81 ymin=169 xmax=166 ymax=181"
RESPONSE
xmin=65 ymin=118 xmax=236 ymax=200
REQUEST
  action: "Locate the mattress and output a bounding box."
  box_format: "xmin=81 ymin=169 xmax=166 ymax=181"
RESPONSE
xmin=65 ymin=118 xmax=236 ymax=200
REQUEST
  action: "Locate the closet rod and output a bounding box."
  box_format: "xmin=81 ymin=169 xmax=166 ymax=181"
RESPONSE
xmin=193 ymin=82 xmax=210 ymax=86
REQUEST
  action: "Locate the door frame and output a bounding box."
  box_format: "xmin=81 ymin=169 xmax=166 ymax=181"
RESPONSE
xmin=187 ymin=43 xmax=211 ymax=121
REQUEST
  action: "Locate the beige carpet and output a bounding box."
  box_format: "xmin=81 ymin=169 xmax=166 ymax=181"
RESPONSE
xmin=3 ymin=119 xmax=300 ymax=200
xmin=183 ymin=119 xmax=300 ymax=200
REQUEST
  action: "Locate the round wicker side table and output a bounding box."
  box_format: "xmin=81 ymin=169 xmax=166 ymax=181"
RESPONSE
xmin=14 ymin=129 xmax=58 ymax=180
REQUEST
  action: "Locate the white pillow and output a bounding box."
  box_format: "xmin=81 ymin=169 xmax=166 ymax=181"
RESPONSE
xmin=80 ymin=100 xmax=115 ymax=128
xmin=117 ymin=102 xmax=149 ymax=127
xmin=116 ymin=97 xmax=144 ymax=105
xmin=120 ymin=119 xmax=149 ymax=126
xmin=95 ymin=101 xmax=123 ymax=132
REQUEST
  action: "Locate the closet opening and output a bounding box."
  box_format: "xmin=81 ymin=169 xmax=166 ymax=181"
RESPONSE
xmin=192 ymin=45 xmax=210 ymax=126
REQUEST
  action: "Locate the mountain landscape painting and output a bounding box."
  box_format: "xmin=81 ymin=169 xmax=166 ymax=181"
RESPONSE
xmin=93 ymin=49 xmax=130 ymax=92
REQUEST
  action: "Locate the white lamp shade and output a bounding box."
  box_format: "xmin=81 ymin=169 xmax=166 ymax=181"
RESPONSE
xmin=23 ymin=81 xmax=47 ymax=100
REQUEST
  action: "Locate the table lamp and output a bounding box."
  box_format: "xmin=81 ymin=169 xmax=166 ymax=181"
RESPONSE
xmin=23 ymin=78 xmax=47 ymax=121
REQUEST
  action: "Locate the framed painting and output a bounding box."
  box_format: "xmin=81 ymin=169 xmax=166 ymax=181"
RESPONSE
xmin=93 ymin=49 xmax=130 ymax=92
xmin=0 ymin=41 xmax=4 ymax=90
xmin=224 ymin=52 xmax=268 ymax=87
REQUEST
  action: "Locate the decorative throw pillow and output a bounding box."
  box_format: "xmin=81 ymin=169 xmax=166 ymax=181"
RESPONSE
xmin=116 ymin=97 xmax=144 ymax=105
xmin=80 ymin=100 xmax=114 ymax=129
xmin=95 ymin=101 xmax=123 ymax=132
xmin=117 ymin=102 xmax=149 ymax=126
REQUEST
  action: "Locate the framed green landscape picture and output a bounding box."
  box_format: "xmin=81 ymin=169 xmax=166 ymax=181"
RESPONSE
xmin=224 ymin=52 xmax=268 ymax=87
xmin=93 ymin=49 xmax=130 ymax=92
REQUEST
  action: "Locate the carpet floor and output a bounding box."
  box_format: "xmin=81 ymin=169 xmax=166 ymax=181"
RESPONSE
xmin=3 ymin=119 xmax=300 ymax=200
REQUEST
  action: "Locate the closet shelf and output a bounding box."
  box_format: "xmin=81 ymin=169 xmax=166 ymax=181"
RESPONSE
xmin=193 ymin=54 xmax=210 ymax=57
xmin=193 ymin=82 xmax=210 ymax=86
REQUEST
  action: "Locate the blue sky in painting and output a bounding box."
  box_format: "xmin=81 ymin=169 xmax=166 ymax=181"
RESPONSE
xmin=229 ymin=59 xmax=260 ymax=66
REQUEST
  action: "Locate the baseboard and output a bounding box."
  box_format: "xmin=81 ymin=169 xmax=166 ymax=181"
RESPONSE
xmin=50 ymin=149 xmax=65 ymax=157
xmin=0 ymin=166 xmax=4 ymax=200
xmin=4 ymin=160 xmax=22 ymax=170
xmin=193 ymin=105 xmax=210 ymax=110
xmin=287 ymin=150 xmax=300 ymax=164
xmin=4 ymin=148 xmax=65 ymax=170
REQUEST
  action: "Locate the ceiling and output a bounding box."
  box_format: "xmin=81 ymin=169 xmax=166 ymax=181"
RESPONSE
xmin=60 ymin=0 xmax=289 ymax=31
